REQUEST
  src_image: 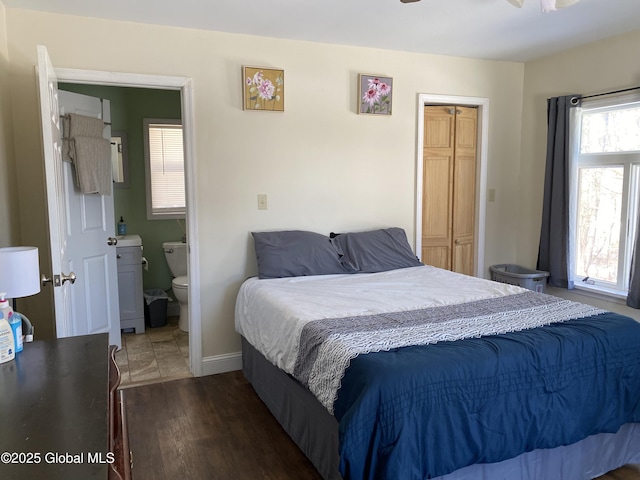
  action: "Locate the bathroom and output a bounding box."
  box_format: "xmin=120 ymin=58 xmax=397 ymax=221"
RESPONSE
xmin=60 ymin=83 xmax=190 ymax=386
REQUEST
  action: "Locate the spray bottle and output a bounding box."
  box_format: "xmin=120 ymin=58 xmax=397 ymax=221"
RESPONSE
xmin=9 ymin=312 xmax=23 ymax=353
xmin=0 ymin=293 xmax=15 ymax=363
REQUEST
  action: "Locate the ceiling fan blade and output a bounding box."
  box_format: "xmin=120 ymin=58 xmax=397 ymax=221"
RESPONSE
xmin=556 ymin=0 xmax=581 ymax=7
xmin=400 ymin=0 xmax=421 ymax=3
xmin=505 ymin=0 xmax=581 ymax=10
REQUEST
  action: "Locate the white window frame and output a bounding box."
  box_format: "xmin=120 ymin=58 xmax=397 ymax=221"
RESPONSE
xmin=143 ymin=118 xmax=186 ymax=220
xmin=570 ymin=94 xmax=640 ymax=298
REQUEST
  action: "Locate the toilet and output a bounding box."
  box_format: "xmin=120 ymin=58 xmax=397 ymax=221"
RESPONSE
xmin=162 ymin=241 xmax=189 ymax=332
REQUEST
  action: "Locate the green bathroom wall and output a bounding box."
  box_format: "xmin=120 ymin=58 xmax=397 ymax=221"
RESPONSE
xmin=59 ymin=83 xmax=184 ymax=294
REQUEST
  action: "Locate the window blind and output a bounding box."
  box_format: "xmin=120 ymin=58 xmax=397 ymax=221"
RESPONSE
xmin=148 ymin=123 xmax=185 ymax=214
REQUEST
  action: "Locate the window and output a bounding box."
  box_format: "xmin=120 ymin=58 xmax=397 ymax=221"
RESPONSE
xmin=143 ymin=119 xmax=185 ymax=219
xmin=571 ymin=97 xmax=640 ymax=295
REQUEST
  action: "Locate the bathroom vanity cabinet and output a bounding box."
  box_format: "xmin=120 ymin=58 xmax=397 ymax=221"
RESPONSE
xmin=117 ymin=245 xmax=145 ymax=334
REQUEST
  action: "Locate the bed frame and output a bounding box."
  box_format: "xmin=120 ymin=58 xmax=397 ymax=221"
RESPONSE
xmin=242 ymin=337 xmax=341 ymax=479
xmin=242 ymin=336 xmax=640 ymax=480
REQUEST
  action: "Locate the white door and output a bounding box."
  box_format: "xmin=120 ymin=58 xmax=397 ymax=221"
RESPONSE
xmin=36 ymin=46 xmax=121 ymax=348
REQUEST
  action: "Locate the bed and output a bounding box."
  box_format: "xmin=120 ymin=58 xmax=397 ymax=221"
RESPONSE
xmin=235 ymin=228 xmax=640 ymax=480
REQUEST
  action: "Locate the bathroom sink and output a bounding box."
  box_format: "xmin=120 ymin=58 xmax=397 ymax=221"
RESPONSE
xmin=116 ymin=234 xmax=142 ymax=247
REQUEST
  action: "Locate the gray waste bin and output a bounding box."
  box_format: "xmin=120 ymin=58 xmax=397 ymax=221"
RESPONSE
xmin=144 ymin=289 xmax=169 ymax=328
xmin=490 ymin=264 xmax=550 ymax=293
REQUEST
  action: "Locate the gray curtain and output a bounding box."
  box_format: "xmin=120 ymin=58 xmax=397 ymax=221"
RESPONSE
xmin=537 ymin=95 xmax=579 ymax=289
xmin=627 ymin=213 xmax=640 ymax=308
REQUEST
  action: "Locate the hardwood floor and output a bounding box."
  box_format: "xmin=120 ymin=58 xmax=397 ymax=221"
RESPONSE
xmin=597 ymin=465 xmax=640 ymax=480
xmin=125 ymin=371 xmax=639 ymax=480
xmin=125 ymin=370 xmax=322 ymax=479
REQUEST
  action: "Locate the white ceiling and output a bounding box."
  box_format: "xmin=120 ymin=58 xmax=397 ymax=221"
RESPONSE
xmin=4 ymin=0 xmax=640 ymax=62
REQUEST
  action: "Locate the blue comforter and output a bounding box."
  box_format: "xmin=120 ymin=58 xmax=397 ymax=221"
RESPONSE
xmin=333 ymin=312 xmax=640 ymax=480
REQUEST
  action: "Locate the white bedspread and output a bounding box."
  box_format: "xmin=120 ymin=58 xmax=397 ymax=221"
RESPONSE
xmin=235 ymin=265 xmax=525 ymax=375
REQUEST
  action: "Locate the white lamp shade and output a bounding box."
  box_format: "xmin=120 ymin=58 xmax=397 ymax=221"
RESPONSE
xmin=0 ymin=247 xmax=41 ymax=299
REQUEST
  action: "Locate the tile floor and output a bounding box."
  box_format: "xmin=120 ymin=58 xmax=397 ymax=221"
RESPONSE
xmin=115 ymin=315 xmax=191 ymax=388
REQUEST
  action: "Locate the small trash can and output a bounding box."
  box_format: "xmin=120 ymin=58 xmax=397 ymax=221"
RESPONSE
xmin=144 ymin=289 xmax=170 ymax=328
xmin=490 ymin=264 xmax=550 ymax=293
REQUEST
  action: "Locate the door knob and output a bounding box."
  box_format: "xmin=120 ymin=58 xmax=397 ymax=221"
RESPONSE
xmin=107 ymin=237 xmax=118 ymax=246
xmin=60 ymin=272 xmax=77 ymax=285
xmin=41 ymin=272 xmax=76 ymax=287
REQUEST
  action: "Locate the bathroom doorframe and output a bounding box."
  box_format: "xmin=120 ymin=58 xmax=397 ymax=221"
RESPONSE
xmin=55 ymin=67 xmax=203 ymax=377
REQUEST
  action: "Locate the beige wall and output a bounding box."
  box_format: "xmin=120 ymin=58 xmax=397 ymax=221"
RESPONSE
xmin=5 ymin=9 xmax=525 ymax=360
xmin=518 ymin=29 xmax=640 ymax=320
xmin=0 ymin=0 xmax=18 ymax=247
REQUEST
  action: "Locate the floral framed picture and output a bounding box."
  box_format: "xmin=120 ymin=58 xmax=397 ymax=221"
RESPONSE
xmin=243 ymin=66 xmax=284 ymax=112
xmin=358 ymin=74 xmax=393 ymax=115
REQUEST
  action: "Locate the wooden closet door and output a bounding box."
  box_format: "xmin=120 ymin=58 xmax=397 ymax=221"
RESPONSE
xmin=452 ymin=106 xmax=477 ymax=276
xmin=422 ymin=105 xmax=477 ymax=275
xmin=422 ymin=106 xmax=455 ymax=270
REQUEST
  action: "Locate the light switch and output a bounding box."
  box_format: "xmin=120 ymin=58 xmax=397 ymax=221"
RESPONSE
xmin=258 ymin=194 xmax=268 ymax=210
xmin=488 ymin=189 xmax=496 ymax=202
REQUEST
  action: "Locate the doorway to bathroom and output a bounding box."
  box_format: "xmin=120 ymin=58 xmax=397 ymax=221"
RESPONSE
xmin=58 ymin=83 xmax=193 ymax=386
xmin=42 ymin=60 xmax=202 ymax=381
xmin=58 ymin=82 xmax=191 ymax=387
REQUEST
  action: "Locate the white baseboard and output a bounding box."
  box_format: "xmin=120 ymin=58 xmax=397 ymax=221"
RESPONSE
xmin=201 ymin=351 xmax=242 ymax=376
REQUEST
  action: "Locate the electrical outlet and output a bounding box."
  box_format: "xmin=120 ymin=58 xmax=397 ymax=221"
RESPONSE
xmin=258 ymin=194 xmax=268 ymax=210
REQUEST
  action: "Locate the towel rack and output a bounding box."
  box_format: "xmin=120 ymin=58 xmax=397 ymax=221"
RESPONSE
xmin=59 ymin=114 xmax=111 ymax=126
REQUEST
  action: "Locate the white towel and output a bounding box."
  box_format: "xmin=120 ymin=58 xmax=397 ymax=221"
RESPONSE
xmin=69 ymin=136 xmax=112 ymax=195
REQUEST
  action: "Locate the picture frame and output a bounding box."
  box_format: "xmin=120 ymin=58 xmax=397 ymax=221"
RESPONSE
xmin=242 ymin=66 xmax=285 ymax=112
xmin=357 ymin=74 xmax=393 ymax=115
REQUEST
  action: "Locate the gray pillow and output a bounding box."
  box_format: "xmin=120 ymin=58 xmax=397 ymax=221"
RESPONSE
xmin=330 ymin=227 xmax=423 ymax=273
xmin=252 ymin=230 xmax=350 ymax=279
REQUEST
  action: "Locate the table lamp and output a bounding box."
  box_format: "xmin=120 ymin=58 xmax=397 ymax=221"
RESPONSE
xmin=0 ymin=247 xmax=41 ymax=309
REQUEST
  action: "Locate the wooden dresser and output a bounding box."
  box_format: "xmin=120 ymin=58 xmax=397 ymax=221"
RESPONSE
xmin=0 ymin=334 xmax=131 ymax=480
